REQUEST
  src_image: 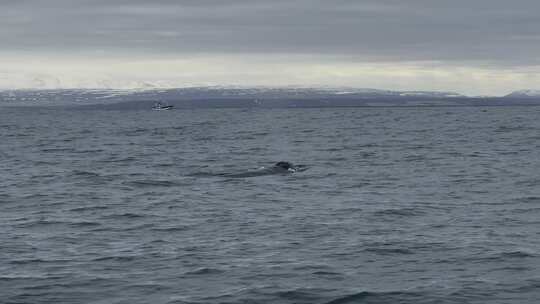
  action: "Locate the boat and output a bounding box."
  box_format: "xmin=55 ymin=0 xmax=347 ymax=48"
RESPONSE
xmin=152 ymin=102 xmax=174 ymax=110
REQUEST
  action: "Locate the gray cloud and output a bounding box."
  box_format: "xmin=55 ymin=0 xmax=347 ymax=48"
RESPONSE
xmin=2 ymin=0 xmax=540 ymax=66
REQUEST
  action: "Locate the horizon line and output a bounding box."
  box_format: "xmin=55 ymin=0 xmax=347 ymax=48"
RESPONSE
xmin=1 ymin=84 xmax=536 ymax=98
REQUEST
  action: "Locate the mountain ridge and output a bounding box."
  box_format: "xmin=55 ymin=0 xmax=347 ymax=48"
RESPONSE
xmin=1 ymin=87 xmax=540 ymax=108
xmin=505 ymin=89 xmax=540 ymax=98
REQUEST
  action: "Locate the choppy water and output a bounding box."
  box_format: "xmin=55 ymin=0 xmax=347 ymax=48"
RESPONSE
xmin=2 ymin=106 xmax=540 ymax=304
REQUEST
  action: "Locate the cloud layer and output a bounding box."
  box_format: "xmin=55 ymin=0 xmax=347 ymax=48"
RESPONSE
xmin=2 ymin=0 xmax=540 ymax=94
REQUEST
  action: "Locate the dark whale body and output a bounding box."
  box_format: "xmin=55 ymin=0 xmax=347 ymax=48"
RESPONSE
xmin=274 ymin=161 xmax=294 ymax=170
xmin=221 ymin=162 xmax=307 ymax=178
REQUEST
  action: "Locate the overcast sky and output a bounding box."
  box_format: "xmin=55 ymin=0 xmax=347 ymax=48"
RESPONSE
xmin=1 ymin=0 xmax=540 ymax=95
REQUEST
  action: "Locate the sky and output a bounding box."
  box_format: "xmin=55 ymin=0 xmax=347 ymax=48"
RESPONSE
xmin=1 ymin=0 xmax=540 ymax=95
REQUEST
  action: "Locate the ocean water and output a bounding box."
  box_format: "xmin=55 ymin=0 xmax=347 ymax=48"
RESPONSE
xmin=1 ymin=106 xmax=540 ymax=304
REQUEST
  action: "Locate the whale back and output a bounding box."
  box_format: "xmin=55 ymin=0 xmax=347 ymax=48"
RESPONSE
xmin=275 ymin=161 xmax=293 ymax=170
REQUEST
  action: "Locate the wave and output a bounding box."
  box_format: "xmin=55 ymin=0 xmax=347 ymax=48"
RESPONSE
xmin=68 ymin=221 xmax=101 ymax=227
xmin=123 ymin=180 xmax=179 ymax=187
xmin=68 ymin=205 xmax=109 ymax=212
xmin=194 ymin=288 xmax=426 ymax=304
xmin=70 ymin=170 xmax=101 ymax=177
xmin=275 ymin=288 xmax=325 ymax=302
xmin=363 ymin=247 xmax=415 ymax=255
xmin=92 ymin=255 xmax=138 ymax=262
xmin=194 ymin=167 xmax=307 ymax=179
xmin=184 ymin=267 xmax=224 ymax=275
xmin=152 ymin=225 xmax=189 ymax=232
xmin=466 ymin=249 xmax=538 ymax=262
xmin=103 ymin=212 xmax=146 ymax=219
xmin=185 ymin=172 xmax=218 ymax=178
xmin=9 ymin=258 xmax=73 ymax=265
xmin=312 ymin=271 xmax=343 ymax=276
xmin=325 ymin=290 xmax=424 ymax=304
xmin=14 ymin=219 xmax=66 ymax=228
xmin=495 ymin=125 xmax=530 ymax=133
xmin=31 ymin=160 xmax=62 ymax=166
xmin=494 ymin=250 xmax=537 ymax=259
xmin=189 ymin=171 xmax=274 ymax=178
xmin=189 ymin=165 xmax=309 ymax=179
xmin=510 ymin=196 xmax=540 ymax=203
xmin=99 ymin=156 xmax=138 ymax=163
xmin=14 ymin=219 xmax=101 ymax=228
xmin=40 ymin=147 xmax=75 ymax=153
xmin=90 ymin=223 xmax=154 ymax=232
xmin=500 ymin=250 xmax=537 ymax=258
xmin=119 ymin=128 xmax=149 ymax=136
xmin=0 ymin=274 xmax=65 ymax=280
xmin=72 ymin=149 xmax=104 ymax=154
xmin=372 ymin=207 xmax=426 ymax=217
xmin=404 ymin=154 xmax=428 ymax=162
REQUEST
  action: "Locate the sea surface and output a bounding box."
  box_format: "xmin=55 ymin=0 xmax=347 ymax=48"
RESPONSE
xmin=1 ymin=105 xmax=540 ymax=303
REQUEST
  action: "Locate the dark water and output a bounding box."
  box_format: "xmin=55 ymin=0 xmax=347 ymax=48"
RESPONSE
xmin=2 ymin=106 xmax=540 ymax=304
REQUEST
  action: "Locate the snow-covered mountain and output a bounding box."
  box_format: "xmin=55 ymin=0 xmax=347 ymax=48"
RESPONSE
xmin=0 ymin=86 xmax=491 ymax=108
xmin=0 ymin=86 xmax=467 ymax=105
xmin=398 ymin=91 xmax=464 ymax=98
xmin=505 ymin=90 xmax=540 ymax=98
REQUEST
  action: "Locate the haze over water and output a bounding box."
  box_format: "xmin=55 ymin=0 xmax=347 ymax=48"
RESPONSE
xmin=2 ymin=106 xmax=540 ymax=303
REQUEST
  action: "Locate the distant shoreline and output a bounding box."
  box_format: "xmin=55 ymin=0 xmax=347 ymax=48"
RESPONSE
xmin=2 ymin=88 xmax=540 ymax=109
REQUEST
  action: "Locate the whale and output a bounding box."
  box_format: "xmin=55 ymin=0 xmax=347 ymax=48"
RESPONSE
xmin=220 ymin=161 xmax=307 ymax=178
xmin=272 ymin=161 xmax=309 ymax=173
xmin=189 ymin=162 xmax=308 ymax=179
